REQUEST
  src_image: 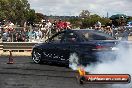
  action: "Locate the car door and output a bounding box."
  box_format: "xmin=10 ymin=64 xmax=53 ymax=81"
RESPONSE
xmin=59 ymin=31 xmax=82 ymax=63
xmin=49 ymin=31 xmax=81 ymax=64
xmin=43 ymin=31 xmax=68 ymax=63
xmin=43 ymin=31 xmax=81 ymax=64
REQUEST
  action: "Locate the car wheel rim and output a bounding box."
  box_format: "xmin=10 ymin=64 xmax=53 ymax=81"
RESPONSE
xmin=69 ymin=53 xmax=79 ymax=70
xmin=33 ymin=50 xmax=41 ymax=63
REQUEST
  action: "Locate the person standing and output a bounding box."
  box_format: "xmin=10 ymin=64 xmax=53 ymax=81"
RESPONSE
xmin=57 ymin=19 xmax=64 ymax=32
xmin=95 ymin=21 xmax=101 ymax=30
xmin=40 ymin=20 xmax=47 ymax=38
xmin=52 ymin=20 xmax=58 ymax=34
xmin=106 ymin=20 xmax=114 ymax=36
xmin=45 ymin=20 xmax=52 ymax=38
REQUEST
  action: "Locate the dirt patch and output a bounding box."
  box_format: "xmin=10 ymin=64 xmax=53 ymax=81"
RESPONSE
xmin=0 ymin=52 xmax=31 ymax=56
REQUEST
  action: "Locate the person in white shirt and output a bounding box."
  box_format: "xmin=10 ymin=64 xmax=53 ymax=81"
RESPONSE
xmin=95 ymin=21 xmax=101 ymax=30
xmin=45 ymin=20 xmax=52 ymax=38
xmin=9 ymin=21 xmax=14 ymax=29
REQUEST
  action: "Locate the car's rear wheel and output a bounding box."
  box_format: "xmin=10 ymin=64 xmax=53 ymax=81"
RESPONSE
xmin=32 ymin=49 xmax=42 ymax=64
xmin=69 ymin=53 xmax=79 ymax=69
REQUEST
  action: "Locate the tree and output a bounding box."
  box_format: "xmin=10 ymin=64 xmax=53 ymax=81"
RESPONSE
xmin=109 ymin=14 xmax=128 ymax=26
xmin=127 ymin=16 xmax=132 ymax=22
xmin=35 ymin=13 xmax=46 ymax=23
xmin=69 ymin=18 xmax=82 ymax=28
xmin=27 ymin=9 xmax=36 ymax=26
xmin=0 ymin=0 xmax=36 ymax=26
xmin=69 ymin=13 xmax=110 ymax=29
xmin=81 ymin=14 xmax=102 ymax=28
xmin=79 ymin=10 xmax=90 ymax=18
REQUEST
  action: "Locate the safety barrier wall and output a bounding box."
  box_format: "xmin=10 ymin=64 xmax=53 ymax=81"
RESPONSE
xmin=0 ymin=42 xmax=3 ymax=53
xmin=0 ymin=41 xmax=132 ymax=55
xmin=0 ymin=42 xmax=39 ymax=53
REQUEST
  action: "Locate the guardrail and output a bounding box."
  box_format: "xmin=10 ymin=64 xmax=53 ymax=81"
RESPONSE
xmin=0 ymin=40 xmax=132 ymax=53
xmin=0 ymin=42 xmax=3 ymax=52
xmin=0 ymin=42 xmax=39 ymax=53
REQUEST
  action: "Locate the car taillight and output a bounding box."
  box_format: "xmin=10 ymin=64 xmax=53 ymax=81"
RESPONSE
xmin=92 ymin=45 xmax=108 ymax=51
xmin=96 ymin=45 xmax=104 ymax=49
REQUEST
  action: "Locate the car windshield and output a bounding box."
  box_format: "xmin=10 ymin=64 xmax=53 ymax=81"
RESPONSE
xmin=75 ymin=30 xmax=115 ymax=40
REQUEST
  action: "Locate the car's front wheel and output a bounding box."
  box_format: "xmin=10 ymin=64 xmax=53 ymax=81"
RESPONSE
xmin=32 ymin=49 xmax=42 ymax=64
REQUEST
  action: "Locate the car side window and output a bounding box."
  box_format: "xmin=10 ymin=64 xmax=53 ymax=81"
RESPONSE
xmin=83 ymin=32 xmax=107 ymax=40
xmin=62 ymin=32 xmax=79 ymax=43
xmin=90 ymin=33 xmax=107 ymax=40
xmin=50 ymin=33 xmax=65 ymax=43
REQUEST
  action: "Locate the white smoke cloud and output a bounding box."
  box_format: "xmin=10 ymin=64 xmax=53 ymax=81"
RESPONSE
xmin=85 ymin=43 xmax=132 ymax=74
xmin=85 ymin=42 xmax=132 ymax=88
xmin=69 ymin=41 xmax=132 ymax=87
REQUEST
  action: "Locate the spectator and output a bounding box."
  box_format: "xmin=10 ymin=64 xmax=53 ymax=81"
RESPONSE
xmin=40 ymin=20 xmax=47 ymax=38
xmin=24 ymin=29 xmax=29 ymax=42
xmin=44 ymin=20 xmax=52 ymax=38
xmin=2 ymin=30 xmax=8 ymax=42
xmin=16 ymin=31 xmax=25 ymax=42
xmin=66 ymin=21 xmax=72 ymax=30
xmin=29 ymin=30 xmax=37 ymax=41
xmin=63 ymin=21 xmax=68 ymax=30
xmin=95 ymin=21 xmax=101 ymax=30
xmin=63 ymin=21 xmax=71 ymax=30
xmin=52 ymin=20 xmax=57 ymax=27
xmin=7 ymin=31 xmax=12 ymax=42
xmin=57 ymin=19 xmax=64 ymax=32
xmin=51 ymin=20 xmax=58 ymax=34
xmin=12 ymin=29 xmax=17 ymax=42
xmin=35 ymin=29 xmax=42 ymax=40
xmin=119 ymin=16 xmax=126 ymax=26
xmin=46 ymin=20 xmax=52 ymax=28
xmin=105 ymin=20 xmax=113 ymax=35
xmin=8 ymin=21 xmax=14 ymax=31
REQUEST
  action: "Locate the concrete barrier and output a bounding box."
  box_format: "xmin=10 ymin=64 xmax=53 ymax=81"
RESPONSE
xmin=0 ymin=42 xmax=3 ymax=54
xmin=0 ymin=38 xmax=132 ymax=56
xmin=2 ymin=42 xmax=37 ymax=51
xmin=0 ymin=42 xmax=39 ymax=56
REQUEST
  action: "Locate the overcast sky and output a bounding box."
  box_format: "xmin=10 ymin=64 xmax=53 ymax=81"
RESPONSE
xmin=28 ymin=0 xmax=132 ymax=17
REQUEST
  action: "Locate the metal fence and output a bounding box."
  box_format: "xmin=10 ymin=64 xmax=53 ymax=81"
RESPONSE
xmin=0 ymin=42 xmax=38 ymax=52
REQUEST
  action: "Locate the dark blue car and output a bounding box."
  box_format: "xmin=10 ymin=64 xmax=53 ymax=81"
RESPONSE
xmin=32 ymin=29 xmax=119 ymax=67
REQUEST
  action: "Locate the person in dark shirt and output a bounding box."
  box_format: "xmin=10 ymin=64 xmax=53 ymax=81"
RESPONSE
xmin=51 ymin=20 xmax=58 ymax=34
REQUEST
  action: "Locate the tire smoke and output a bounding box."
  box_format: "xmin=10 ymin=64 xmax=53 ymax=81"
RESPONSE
xmin=69 ymin=41 xmax=132 ymax=87
xmin=86 ymin=42 xmax=132 ymax=74
xmin=85 ymin=42 xmax=132 ymax=88
xmin=69 ymin=53 xmax=79 ymax=70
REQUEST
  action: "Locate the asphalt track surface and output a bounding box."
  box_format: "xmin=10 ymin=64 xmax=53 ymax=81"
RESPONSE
xmin=0 ymin=56 xmax=130 ymax=88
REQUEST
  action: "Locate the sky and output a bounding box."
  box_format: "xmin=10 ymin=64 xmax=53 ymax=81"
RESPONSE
xmin=28 ymin=0 xmax=132 ymax=17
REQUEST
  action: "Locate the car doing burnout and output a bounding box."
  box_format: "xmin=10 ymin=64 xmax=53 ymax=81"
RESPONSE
xmin=32 ymin=29 xmax=119 ymax=67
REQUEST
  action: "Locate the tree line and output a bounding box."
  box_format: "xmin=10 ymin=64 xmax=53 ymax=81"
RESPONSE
xmin=69 ymin=10 xmax=132 ymax=28
xmin=0 ymin=0 xmax=45 ymax=26
xmin=1 ymin=1 xmax=132 ymax=28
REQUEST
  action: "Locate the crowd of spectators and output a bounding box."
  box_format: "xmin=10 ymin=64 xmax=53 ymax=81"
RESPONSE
xmin=0 ymin=17 xmax=131 ymax=42
xmin=0 ymin=19 xmax=72 ymax=42
xmin=94 ymin=20 xmax=114 ymax=36
xmin=39 ymin=19 xmax=71 ymax=36
xmin=94 ymin=19 xmax=131 ymax=40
